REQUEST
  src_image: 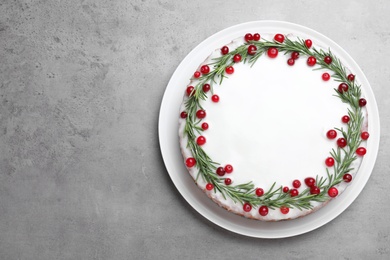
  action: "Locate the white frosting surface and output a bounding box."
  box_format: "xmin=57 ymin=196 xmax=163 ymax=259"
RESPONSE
xmin=179 ymin=35 xmax=366 ymax=221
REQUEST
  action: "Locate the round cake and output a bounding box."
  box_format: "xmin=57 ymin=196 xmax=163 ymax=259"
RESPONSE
xmin=178 ymin=32 xmax=369 ymax=221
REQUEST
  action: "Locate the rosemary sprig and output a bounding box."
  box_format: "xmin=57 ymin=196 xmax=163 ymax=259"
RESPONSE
xmin=182 ymin=35 xmax=365 ymax=211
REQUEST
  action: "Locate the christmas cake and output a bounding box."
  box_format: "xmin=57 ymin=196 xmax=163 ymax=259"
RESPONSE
xmin=178 ymin=33 xmax=369 ymax=221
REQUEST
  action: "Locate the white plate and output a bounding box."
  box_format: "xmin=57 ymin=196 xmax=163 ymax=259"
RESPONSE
xmin=158 ymin=21 xmax=380 ymax=238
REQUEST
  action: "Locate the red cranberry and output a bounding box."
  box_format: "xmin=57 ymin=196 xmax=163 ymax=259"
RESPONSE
xmin=343 ymin=173 xmax=352 ymax=183
xmin=305 ymin=177 xmax=316 ymax=187
xmin=325 ymin=157 xmax=335 ymax=167
xmin=342 ymin=115 xmax=350 ymax=123
xmin=224 ymin=164 xmax=233 ymax=174
xmin=338 ymin=83 xmax=349 ymax=93
xmin=233 ymin=54 xmax=242 ymax=63
xmin=200 ymin=65 xmax=210 ymax=74
xmin=253 ymin=33 xmax=261 ymax=41
xmin=291 ymin=51 xmax=299 ymax=60
xmin=310 ymin=186 xmax=320 ymax=195
xmin=244 ymin=33 xmax=253 ymax=42
xmin=247 ymin=45 xmax=257 ymax=55
xmin=307 ymin=56 xmax=316 ymax=66
xmin=225 ymin=66 xmax=234 ymax=74
xmin=255 ymin=188 xmax=264 ymax=197
xmin=290 ymin=189 xmax=299 ymax=197
xmin=196 ymin=110 xmax=206 ymax=119
xmin=337 ymin=138 xmax=347 ymax=148
xmin=356 ymin=147 xmax=367 ymax=156
xmin=267 ymin=47 xmax=278 ymax=58
xmin=322 ymin=73 xmax=330 ymax=81
xmin=274 ymin=33 xmax=285 ymax=43
xmin=186 ymin=86 xmax=194 ymax=96
xmin=361 ymin=132 xmax=370 ymax=140
xmin=216 ymin=167 xmax=225 ymax=176
xmin=359 ymin=98 xmax=367 ymax=107
xmin=280 ymin=206 xmax=289 ymax=214
xmin=180 ymin=111 xmax=188 ymax=118
xmin=221 ymin=46 xmax=229 ymax=55
xmin=243 ymin=203 xmax=252 ymax=212
xmin=224 ymin=178 xmax=232 ymax=185
xmin=292 ymin=180 xmax=301 ymax=188
xmin=185 ymin=158 xmax=196 ymax=167
xmin=328 ymin=187 xmax=338 ymax=197
xmin=206 ymin=183 xmax=214 ymax=191
xmin=196 ymin=136 xmax=206 ymax=146
xmin=259 ymin=206 xmax=269 ymax=216
xmin=305 ymin=39 xmax=312 ymax=48
xmin=327 ymin=130 xmax=337 ymax=139
xmin=324 ymin=56 xmax=332 ymax=64
xmin=211 ymin=94 xmax=219 ymax=103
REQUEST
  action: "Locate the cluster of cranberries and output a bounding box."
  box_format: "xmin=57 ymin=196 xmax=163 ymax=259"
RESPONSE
xmin=220 ymin=46 xmax=236 ymax=73
xmin=183 ymin=86 xmax=209 ymax=166
xmin=325 ymin=116 xmax=369 ymax=162
xmin=326 ymin=127 xmax=369 ymax=157
xmin=218 ymin=165 xmax=234 ymax=186
xmin=242 ymin=187 xmax=269 ymax=216
xmin=321 ymin=80 xmax=370 ymax=197
xmin=242 ymin=203 xmax=269 ymax=217
xmin=336 ymin=73 xmax=365 ymax=106
xmin=204 ymin=164 xmax=235 ymax=191
xmin=184 ymin=92 xmax=234 ymax=189
xmin=180 ymin=82 xmax=215 ymax=117
xmin=186 ymin=163 xmax=235 ymax=191
xmin=193 ymin=64 xmax=210 ymax=79
xmin=244 ymin=33 xmax=312 ymax=62
xmin=244 ymin=32 xmax=261 ymax=56
xmin=285 ymin=38 xmax=315 ymax=67
xmin=280 ymin=177 xmax=337 ymax=198
xmin=287 ymin=51 xmax=299 ymax=66
xmin=194 ymin=38 xmax=242 ymax=78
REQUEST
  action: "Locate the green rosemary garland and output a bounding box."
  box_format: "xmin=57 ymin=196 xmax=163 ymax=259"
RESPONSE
xmin=183 ymin=35 xmax=364 ymax=211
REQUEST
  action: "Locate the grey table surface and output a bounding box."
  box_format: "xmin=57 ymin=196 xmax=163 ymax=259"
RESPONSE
xmin=1 ymin=0 xmax=389 ymax=259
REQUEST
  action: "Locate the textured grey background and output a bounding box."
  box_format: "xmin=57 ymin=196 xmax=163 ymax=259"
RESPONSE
xmin=0 ymin=0 xmax=389 ymax=259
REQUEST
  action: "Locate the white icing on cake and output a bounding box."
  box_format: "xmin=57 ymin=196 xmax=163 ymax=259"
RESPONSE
xmin=179 ymin=34 xmax=367 ymax=221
